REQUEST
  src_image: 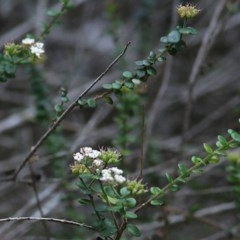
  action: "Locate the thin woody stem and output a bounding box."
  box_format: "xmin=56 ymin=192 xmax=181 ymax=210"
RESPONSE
xmin=0 ymin=216 xmax=94 ymax=230
xmin=12 ymin=42 xmax=131 ymax=179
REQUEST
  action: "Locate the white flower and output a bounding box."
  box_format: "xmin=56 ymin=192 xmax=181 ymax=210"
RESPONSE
xmin=92 ymin=159 xmax=103 ymax=168
xmin=30 ymin=42 xmax=44 ymax=58
xmin=100 ymin=167 xmax=126 ymax=184
xmin=114 ymin=174 xmax=126 ymax=184
xmin=111 ymin=167 xmax=123 ymax=175
xmin=22 ymin=38 xmax=35 ymax=45
xmin=80 ymin=147 xmax=100 ymax=158
xmin=73 ymin=152 xmax=84 ymax=162
xmin=80 ymin=147 xmax=92 ymax=154
xmin=88 ymin=150 xmax=100 ymax=158
xmin=100 ymin=169 xmax=114 ymax=182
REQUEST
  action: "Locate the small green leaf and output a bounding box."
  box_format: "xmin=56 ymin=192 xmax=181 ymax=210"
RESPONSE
xmin=160 ymin=36 xmax=168 ymax=43
xmin=157 ymin=56 xmax=166 ymax=62
xmin=178 ymin=163 xmax=189 ymax=176
xmin=112 ymin=82 xmax=122 ymax=90
xmin=104 ymin=96 xmax=113 ymax=104
xmin=127 ymin=224 xmax=141 ymax=237
xmin=217 ymin=135 xmax=228 ymax=147
xmin=179 ymin=27 xmax=197 ymax=35
xmin=136 ymin=69 xmax=146 ymax=78
xmin=4 ymin=63 xmax=16 ymax=75
xmin=61 ymin=96 xmax=69 ymax=103
xmin=87 ymin=98 xmax=97 ymax=108
xmin=165 ymin=173 xmax=173 ymax=183
xmin=120 ymin=187 xmax=131 ymax=197
xmin=150 ymin=199 xmax=164 ymax=206
xmin=228 ymin=129 xmax=240 ymax=142
xmin=54 ymin=104 xmax=63 ymax=113
xmin=146 ymin=66 xmax=157 ymax=76
xmin=78 ymin=198 xmax=91 ymax=205
xmin=123 ymin=71 xmax=133 ymax=79
xmin=135 ymin=60 xmax=145 ymax=66
xmin=142 ymin=60 xmax=151 ymax=66
xmin=102 ymin=83 xmax=113 ymax=90
xmin=125 ymin=198 xmax=137 ymax=208
xmin=98 ymin=218 xmax=118 ymax=237
xmin=178 ymin=177 xmax=186 ymax=183
xmin=47 ymin=10 xmax=59 ymax=17
xmin=125 ymin=211 xmax=137 ymax=219
xmin=170 ymin=184 xmax=179 ymax=192
xmin=208 ymin=155 xmax=220 ymax=164
xmin=150 ymin=187 xmax=163 ymax=195
xmin=203 ymin=143 xmax=213 ymax=154
xmin=77 ymin=181 xmax=90 ymax=195
xmin=124 ymin=81 xmax=135 ymax=89
xmin=104 ymin=186 xmax=118 ymax=198
xmin=191 ymin=156 xmax=205 ymax=165
xmin=167 ymin=30 xmax=181 ymax=43
xmin=78 ymin=99 xmax=87 ymax=107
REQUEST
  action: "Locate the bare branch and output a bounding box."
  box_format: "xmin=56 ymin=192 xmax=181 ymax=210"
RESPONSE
xmin=12 ymin=41 xmax=131 ymax=179
xmin=0 ymin=216 xmax=94 ymax=230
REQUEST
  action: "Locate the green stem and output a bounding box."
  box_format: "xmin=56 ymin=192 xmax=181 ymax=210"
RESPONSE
xmin=99 ymin=181 xmax=120 ymax=231
xmin=38 ymin=0 xmax=70 ymax=40
xmin=134 ymin=143 xmax=232 ymax=214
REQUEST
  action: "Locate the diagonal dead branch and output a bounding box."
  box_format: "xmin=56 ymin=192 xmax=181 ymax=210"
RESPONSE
xmin=12 ymin=41 xmax=131 ymax=180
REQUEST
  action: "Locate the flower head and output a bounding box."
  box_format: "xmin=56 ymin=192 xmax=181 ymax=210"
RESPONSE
xmin=127 ymin=179 xmax=148 ymax=195
xmin=73 ymin=152 xmax=84 ymax=162
xmin=100 ymin=167 xmax=126 ymax=184
xmin=30 ymin=42 xmax=45 ymax=58
xmin=177 ymin=3 xmax=200 ymax=19
xmin=22 ymin=38 xmax=35 ymax=45
xmin=99 ymin=148 xmax=121 ymax=164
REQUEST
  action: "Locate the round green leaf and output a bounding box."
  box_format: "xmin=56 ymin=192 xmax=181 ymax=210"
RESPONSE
xmin=167 ymin=30 xmax=181 ymax=43
xmin=146 ymin=66 xmax=157 ymax=76
xmin=150 ymin=199 xmax=164 ymax=206
xmin=54 ymin=104 xmax=63 ymax=113
xmin=125 ymin=197 xmax=137 ymax=208
xmin=104 ymin=96 xmax=113 ymax=104
xmin=127 ymin=224 xmax=141 ymax=237
xmin=120 ymin=187 xmax=131 ymax=197
xmin=179 ymin=27 xmax=197 ymax=35
xmin=150 ymin=187 xmax=163 ymax=195
xmin=112 ymin=82 xmax=122 ymax=90
xmin=103 ymin=83 xmax=113 ymax=90
xmin=136 ymin=69 xmax=146 ymax=78
xmin=87 ymin=98 xmax=97 ymax=108
xmin=160 ymin=36 xmax=168 ymax=43
xmin=124 ymin=81 xmax=135 ymax=89
xmin=123 ymin=71 xmax=133 ymax=79
xmin=125 ymin=211 xmax=137 ymax=219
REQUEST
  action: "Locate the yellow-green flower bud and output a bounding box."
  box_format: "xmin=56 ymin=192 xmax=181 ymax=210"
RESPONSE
xmin=127 ymin=179 xmax=147 ymax=195
xmin=4 ymin=43 xmax=21 ymax=56
xmin=177 ymin=4 xmax=200 ymax=19
xmin=70 ymin=162 xmax=90 ymax=175
xmin=99 ymin=148 xmax=120 ymax=164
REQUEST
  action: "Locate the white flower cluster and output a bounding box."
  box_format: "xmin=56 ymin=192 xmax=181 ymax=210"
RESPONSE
xmin=73 ymin=147 xmax=100 ymax=161
xmin=22 ymin=37 xmax=45 ymax=58
xmin=73 ymin=147 xmax=103 ymax=168
xmin=100 ymin=167 xmax=126 ymax=184
xmin=72 ymin=147 xmax=126 ymax=184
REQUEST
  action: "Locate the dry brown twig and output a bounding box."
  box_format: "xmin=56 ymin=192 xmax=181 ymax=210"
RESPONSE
xmin=9 ymin=41 xmax=131 ymax=180
xmin=0 ymin=217 xmax=94 ymax=230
